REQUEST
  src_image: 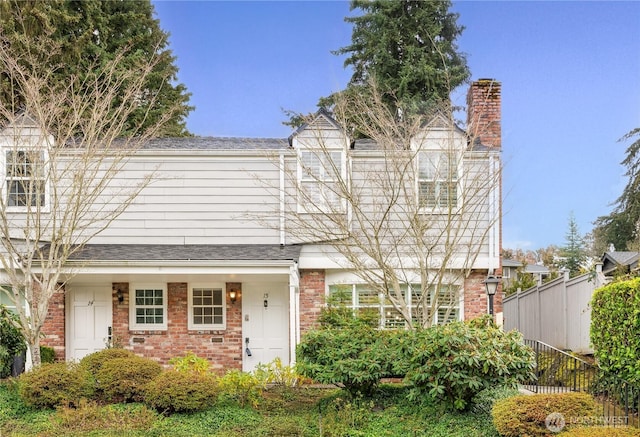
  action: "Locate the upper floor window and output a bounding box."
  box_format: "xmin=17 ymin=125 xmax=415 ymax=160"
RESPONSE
xmin=5 ymin=150 xmax=46 ymax=208
xmin=418 ymin=151 xmax=458 ymax=209
xmin=188 ymin=285 xmax=225 ymax=330
xmin=299 ymin=151 xmax=343 ymax=212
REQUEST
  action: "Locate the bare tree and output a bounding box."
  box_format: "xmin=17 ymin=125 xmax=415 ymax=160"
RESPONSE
xmin=0 ymin=32 xmax=181 ymax=365
xmin=257 ymin=82 xmax=501 ymax=329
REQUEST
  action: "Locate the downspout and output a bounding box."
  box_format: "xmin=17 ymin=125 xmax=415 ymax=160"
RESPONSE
xmin=279 ymin=152 xmax=286 ymax=246
xmin=289 ymin=262 xmax=300 ymax=365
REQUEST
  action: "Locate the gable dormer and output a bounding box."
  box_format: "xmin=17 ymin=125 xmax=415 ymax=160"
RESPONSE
xmin=288 ymin=108 xmax=350 ymax=151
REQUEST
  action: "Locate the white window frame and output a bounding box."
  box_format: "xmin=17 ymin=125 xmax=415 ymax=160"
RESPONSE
xmin=298 ymin=150 xmax=345 ymax=213
xmin=129 ymin=284 xmax=167 ymax=331
xmin=188 ymin=284 xmax=226 ymax=330
xmin=2 ymin=148 xmax=49 ymax=212
xmin=328 ymin=282 xmax=461 ymax=328
xmin=417 ymin=150 xmax=460 ymax=212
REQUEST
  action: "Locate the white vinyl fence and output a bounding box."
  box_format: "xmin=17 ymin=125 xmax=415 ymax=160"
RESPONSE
xmin=503 ymin=265 xmax=606 ymax=354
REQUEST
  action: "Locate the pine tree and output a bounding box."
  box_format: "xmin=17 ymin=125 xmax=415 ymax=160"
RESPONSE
xmin=560 ymin=213 xmax=587 ymax=277
xmin=0 ymin=0 xmax=192 ymax=137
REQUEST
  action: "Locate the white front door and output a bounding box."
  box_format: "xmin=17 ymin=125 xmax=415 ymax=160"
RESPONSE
xmin=242 ymin=283 xmax=289 ymax=372
xmin=67 ymin=285 xmax=112 ymax=361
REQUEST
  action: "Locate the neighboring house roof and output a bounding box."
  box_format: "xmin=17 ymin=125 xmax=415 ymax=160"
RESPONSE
xmin=502 ymin=259 xmax=550 ymax=275
xmin=601 ymin=251 xmax=640 ymax=275
xmin=66 ymin=244 xmax=302 ymax=262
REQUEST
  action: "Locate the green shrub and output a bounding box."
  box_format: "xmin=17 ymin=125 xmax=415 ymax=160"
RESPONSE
xmin=144 ymin=370 xmax=219 ymax=413
xmin=492 ymin=392 xmax=598 ymax=436
xmin=404 ymin=316 xmax=534 ymax=410
xmin=591 ymin=278 xmax=640 ymax=383
xmin=18 ymin=362 xmax=94 ymax=408
xmin=218 ymin=369 xmax=265 ymax=408
xmin=296 ymin=319 xmax=395 ymax=397
xmin=0 ymin=305 xmax=26 ymax=378
xmin=254 ymin=357 xmax=302 ymax=387
xmin=39 ymin=345 xmax=55 ymax=364
xmin=168 ymin=351 xmax=211 ymax=375
xmin=79 ymin=347 xmax=135 ymax=376
xmin=561 ymin=427 xmax=640 ymax=436
xmin=95 ymin=356 xmax=162 ymax=403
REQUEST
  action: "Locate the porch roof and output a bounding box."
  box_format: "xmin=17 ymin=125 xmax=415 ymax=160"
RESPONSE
xmin=67 ymin=244 xmax=302 ymax=263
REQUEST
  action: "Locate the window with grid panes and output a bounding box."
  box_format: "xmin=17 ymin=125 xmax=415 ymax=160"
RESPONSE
xmin=189 ymin=286 xmax=225 ymax=330
xmin=299 ymin=150 xmax=343 ymax=212
xmin=130 ymin=286 xmax=166 ymax=330
xmin=5 ymin=150 xmax=46 ymax=208
xmin=418 ymin=151 xmax=458 ymax=209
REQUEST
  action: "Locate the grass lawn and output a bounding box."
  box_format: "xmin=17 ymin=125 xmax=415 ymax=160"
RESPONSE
xmin=0 ymin=381 xmax=503 ymax=436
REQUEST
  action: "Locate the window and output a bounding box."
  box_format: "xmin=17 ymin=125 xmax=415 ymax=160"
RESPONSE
xmin=418 ymin=151 xmax=458 ymax=209
xmin=130 ymin=285 xmax=166 ymax=330
xmin=329 ymin=283 xmax=460 ymax=328
xmin=5 ymin=150 xmax=46 ymax=208
xmin=188 ymin=285 xmax=225 ymax=330
xmin=299 ymin=151 xmax=343 ymax=211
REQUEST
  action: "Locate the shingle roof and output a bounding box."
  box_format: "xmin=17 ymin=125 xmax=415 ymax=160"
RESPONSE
xmin=604 ymin=251 xmax=639 ymax=266
xmin=141 ymin=137 xmax=290 ymax=151
xmin=68 ymin=244 xmax=302 ymax=262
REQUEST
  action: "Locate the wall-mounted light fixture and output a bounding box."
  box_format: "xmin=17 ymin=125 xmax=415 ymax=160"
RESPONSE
xmin=113 ymin=286 xmax=124 ymax=303
xmin=229 ymin=289 xmax=238 ymax=304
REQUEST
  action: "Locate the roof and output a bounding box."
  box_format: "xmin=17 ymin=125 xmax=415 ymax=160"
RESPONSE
xmin=502 ymin=259 xmax=550 ymax=274
xmin=141 ymin=137 xmax=290 ymax=151
xmin=67 ymin=244 xmax=302 ymax=262
xmin=601 ymin=251 xmax=640 ymax=274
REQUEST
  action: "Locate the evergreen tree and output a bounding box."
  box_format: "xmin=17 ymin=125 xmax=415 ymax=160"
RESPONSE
xmin=559 ymin=213 xmax=587 ymax=277
xmin=285 ymin=0 xmax=469 ymax=127
xmin=0 ymin=0 xmax=192 ymax=137
xmin=594 ymin=128 xmax=640 ymax=251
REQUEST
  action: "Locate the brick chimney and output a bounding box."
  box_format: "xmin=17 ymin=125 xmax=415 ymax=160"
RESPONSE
xmin=466 ymin=79 xmax=501 ymax=149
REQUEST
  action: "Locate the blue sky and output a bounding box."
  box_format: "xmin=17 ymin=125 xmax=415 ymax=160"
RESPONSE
xmin=153 ymin=0 xmax=640 ymax=252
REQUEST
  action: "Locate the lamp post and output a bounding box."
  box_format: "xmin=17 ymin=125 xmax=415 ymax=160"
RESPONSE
xmin=483 ymin=274 xmax=500 ymax=316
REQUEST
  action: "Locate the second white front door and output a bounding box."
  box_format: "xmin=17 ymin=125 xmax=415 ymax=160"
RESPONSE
xmin=242 ymin=283 xmax=289 ymax=372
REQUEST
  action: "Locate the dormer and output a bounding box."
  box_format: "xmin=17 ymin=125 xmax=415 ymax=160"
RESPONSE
xmin=288 ymin=108 xmax=350 ymax=152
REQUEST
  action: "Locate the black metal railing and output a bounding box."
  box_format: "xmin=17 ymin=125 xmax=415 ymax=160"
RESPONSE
xmin=524 ymin=339 xmax=640 ymax=428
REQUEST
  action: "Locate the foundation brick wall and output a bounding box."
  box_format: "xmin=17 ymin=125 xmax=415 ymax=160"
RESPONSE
xmin=464 ymin=270 xmax=503 ymax=320
xmin=111 ymin=282 xmax=243 ymax=372
xmin=298 ymin=269 xmax=326 ymax=335
xmin=41 ymin=286 xmax=66 ymax=361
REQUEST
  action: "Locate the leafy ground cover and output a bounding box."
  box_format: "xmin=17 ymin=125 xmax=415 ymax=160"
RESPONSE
xmin=0 ymin=380 xmax=504 ymax=436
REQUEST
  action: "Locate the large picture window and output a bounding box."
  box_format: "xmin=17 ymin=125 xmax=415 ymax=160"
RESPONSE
xmin=329 ymin=283 xmax=460 ymax=328
xmin=5 ymin=150 xmax=46 ymax=208
xmin=188 ymin=285 xmax=225 ymax=330
xmin=130 ymin=285 xmax=167 ymax=330
xmin=418 ymin=151 xmax=458 ymax=209
xmin=299 ymin=151 xmax=343 ymax=212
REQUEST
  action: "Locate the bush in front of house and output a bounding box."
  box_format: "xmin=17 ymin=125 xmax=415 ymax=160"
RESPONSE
xmin=492 ymin=392 xmax=598 ymax=437
xmin=591 ymin=277 xmax=640 ymax=383
xmin=18 ymin=362 xmax=94 ymax=408
xmin=404 ymin=316 xmax=535 ymax=411
xmin=143 ymin=369 xmax=219 ymax=413
xmin=0 ymin=305 xmax=26 ymax=378
xmin=79 ymin=347 xmax=136 ymax=377
xmin=168 ymin=351 xmax=211 ymax=375
xmin=39 ymin=345 xmax=56 ymax=364
xmin=217 ymin=369 xmax=265 ymax=408
xmin=95 ymin=356 xmax=162 ymax=403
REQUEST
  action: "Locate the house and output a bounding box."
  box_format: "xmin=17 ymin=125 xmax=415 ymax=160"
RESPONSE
xmin=0 ymin=80 xmax=503 ymax=372
xmin=601 ymin=250 xmax=640 ymax=277
xmin=502 ymin=259 xmax=551 ymax=290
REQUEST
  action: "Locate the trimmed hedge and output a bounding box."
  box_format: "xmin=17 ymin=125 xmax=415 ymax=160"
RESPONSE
xmin=492 ymin=392 xmax=598 ymax=436
xmin=95 ymin=356 xmax=162 ymax=403
xmin=144 ymin=370 xmax=219 ymax=413
xmin=79 ymin=348 xmax=136 ymax=376
xmin=18 ymin=362 xmax=94 ymax=408
xmin=591 ymin=278 xmax=640 ymax=383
